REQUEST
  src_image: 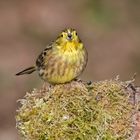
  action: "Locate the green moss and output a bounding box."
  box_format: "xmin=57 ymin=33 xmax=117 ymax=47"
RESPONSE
xmin=16 ymin=80 xmax=136 ymax=140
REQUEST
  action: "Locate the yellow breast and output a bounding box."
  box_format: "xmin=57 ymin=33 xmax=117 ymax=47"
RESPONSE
xmin=40 ymin=42 xmax=87 ymax=84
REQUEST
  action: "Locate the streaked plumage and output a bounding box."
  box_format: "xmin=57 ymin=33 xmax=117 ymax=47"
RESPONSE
xmin=16 ymin=28 xmax=88 ymax=84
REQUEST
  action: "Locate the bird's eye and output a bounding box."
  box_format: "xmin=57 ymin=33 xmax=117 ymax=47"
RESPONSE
xmin=61 ymin=34 xmax=63 ymax=37
xmin=75 ymin=32 xmax=78 ymax=36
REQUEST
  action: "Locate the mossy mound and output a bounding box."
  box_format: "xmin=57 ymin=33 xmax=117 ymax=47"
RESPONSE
xmin=16 ymin=80 xmax=136 ymax=140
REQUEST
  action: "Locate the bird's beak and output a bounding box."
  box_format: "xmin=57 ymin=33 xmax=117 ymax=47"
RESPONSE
xmin=67 ymin=33 xmax=72 ymax=41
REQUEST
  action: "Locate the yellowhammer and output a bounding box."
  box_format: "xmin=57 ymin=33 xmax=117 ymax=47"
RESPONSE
xmin=16 ymin=28 xmax=88 ymax=84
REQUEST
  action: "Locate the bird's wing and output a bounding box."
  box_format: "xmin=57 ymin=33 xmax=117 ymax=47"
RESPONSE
xmin=36 ymin=43 xmax=53 ymax=69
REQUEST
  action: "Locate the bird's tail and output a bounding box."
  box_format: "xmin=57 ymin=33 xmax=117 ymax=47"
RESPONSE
xmin=16 ymin=66 xmax=36 ymax=76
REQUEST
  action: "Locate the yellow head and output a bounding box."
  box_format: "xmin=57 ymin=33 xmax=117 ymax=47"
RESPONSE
xmin=56 ymin=28 xmax=81 ymax=44
xmin=56 ymin=28 xmax=83 ymax=52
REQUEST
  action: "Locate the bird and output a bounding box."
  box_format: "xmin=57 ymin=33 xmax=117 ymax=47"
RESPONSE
xmin=16 ymin=28 xmax=88 ymax=84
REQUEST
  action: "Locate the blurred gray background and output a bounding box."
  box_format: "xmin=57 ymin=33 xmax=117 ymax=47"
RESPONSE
xmin=0 ymin=0 xmax=140 ymax=139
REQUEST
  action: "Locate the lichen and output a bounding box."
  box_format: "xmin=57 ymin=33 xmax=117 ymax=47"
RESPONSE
xmin=16 ymin=80 xmax=136 ymax=140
